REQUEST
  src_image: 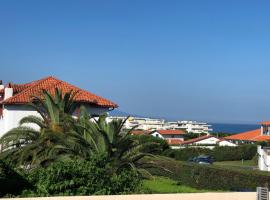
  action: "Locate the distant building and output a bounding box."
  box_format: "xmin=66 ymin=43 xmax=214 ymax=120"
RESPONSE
xmin=180 ymin=135 xmax=237 ymax=149
xmin=225 ymin=121 xmax=270 ymax=144
xmin=0 ymin=76 xmax=118 ymax=138
xmin=166 ymin=120 xmax=212 ymax=134
xmin=108 ymin=115 xmax=212 ymax=134
xmin=151 ymin=129 xmax=186 ymax=141
xmin=150 ymin=130 xmax=186 ymax=149
xmin=108 ymin=116 xmax=166 ymax=130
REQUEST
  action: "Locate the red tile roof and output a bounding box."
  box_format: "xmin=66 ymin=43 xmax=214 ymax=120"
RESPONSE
xmin=0 ymin=76 xmax=118 ymax=108
xmin=156 ymin=129 xmax=186 ymax=135
xmin=180 ymin=135 xmax=219 ymax=145
xmin=224 ymin=129 xmax=270 ymax=142
xmin=130 ymin=130 xmax=151 ymax=135
xmin=260 ymin=121 xmax=270 ymax=125
xmin=166 ymin=138 xmax=183 ymax=145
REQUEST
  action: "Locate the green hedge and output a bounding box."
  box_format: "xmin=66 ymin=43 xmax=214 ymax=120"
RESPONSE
xmin=22 ymin=155 xmax=141 ymax=196
xmin=0 ymin=160 xmax=30 ymax=197
xmin=163 ymin=144 xmax=257 ymax=161
xmin=149 ymin=157 xmax=270 ymax=191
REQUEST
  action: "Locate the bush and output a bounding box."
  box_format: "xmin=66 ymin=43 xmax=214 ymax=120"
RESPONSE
xmin=0 ymin=160 xmax=30 ymax=197
xmin=164 ymin=144 xmax=257 ymax=161
xmin=132 ymin=135 xmax=170 ymax=153
xmin=183 ymin=133 xmax=207 ymax=140
xmin=22 ymin=155 xmax=141 ymax=196
xmin=149 ymin=157 xmax=270 ymax=191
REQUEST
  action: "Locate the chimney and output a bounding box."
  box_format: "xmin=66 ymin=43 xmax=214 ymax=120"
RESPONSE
xmin=0 ymin=80 xmax=3 ymax=90
xmin=4 ymin=86 xmax=13 ymax=100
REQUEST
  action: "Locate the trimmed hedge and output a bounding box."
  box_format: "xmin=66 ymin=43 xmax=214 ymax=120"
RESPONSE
xmin=149 ymin=157 xmax=270 ymax=191
xmin=164 ymin=144 xmax=257 ymax=161
xmin=0 ymin=160 xmax=30 ymax=197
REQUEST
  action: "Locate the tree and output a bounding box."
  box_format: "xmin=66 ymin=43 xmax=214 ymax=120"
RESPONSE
xmin=0 ymin=89 xmax=79 ymax=167
xmin=89 ymin=115 xmax=163 ymax=177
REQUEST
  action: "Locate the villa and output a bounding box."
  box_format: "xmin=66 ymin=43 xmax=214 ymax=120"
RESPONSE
xmin=150 ymin=129 xmax=186 ymax=149
xmin=224 ymin=121 xmax=270 ymax=144
xmin=0 ymin=76 xmax=118 ymax=138
xmin=180 ymin=135 xmax=237 ymax=149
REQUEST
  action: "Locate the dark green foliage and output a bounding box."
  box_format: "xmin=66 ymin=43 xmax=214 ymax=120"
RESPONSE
xmin=164 ymin=144 xmax=257 ymax=161
xmin=183 ymin=133 xmax=207 ymax=140
xmin=212 ymin=145 xmax=257 ymax=161
xmin=0 ymin=160 xmax=30 ymax=197
xmin=131 ymin=134 xmax=170 ymax=153
xmin=22 ymin=155 xmax=141 ymax=196
xmin=149 ymin=158 xmax=270 ymax=191
xmin=210 ymin=132 xmax=232 ymax=137
xmin=0 ymin=89 xmax=171 ymax=196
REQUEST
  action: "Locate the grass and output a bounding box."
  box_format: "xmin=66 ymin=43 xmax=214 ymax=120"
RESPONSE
xmin=142 ymin=176 xmax=210 ymax=193
xmin=213 ymin=160 xmax=257 ymax=171
xmin=214 ymin=160 xmax=256 ymax=167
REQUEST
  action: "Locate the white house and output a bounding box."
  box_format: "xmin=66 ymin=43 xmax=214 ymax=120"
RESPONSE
xmin=0 ymin=76 xmax=118 ymax=138
xmin=150 ymin=130 xmax=186 ymax=149
xmin=257 ymin=145 xmax=270 ymax=171
xmin=180 ymin=135 xmax=237 ymax=149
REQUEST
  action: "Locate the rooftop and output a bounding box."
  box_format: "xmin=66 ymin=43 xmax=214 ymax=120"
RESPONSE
xmin=156 ymin=129 xmax=186 ymax=135
xmin=0 ymin=76 xmax=118 ymax=108
xmin=180 ymin=135 xmax=219 ymax=145
xmin=224 ymin=129 xmax=270 ymax=142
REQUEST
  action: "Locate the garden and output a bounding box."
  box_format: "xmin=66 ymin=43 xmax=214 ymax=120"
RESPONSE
xmin=0 ymin=89 xmax=269 ymax=197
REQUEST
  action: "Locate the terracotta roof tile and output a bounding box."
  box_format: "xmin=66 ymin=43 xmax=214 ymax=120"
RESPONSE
xmin=224 ymin=129 xmax=270 ymax=142
xmin=224 ymin=129 xmax=260 ymax=141
xmin=166 ymin=138 xmax=183 ymax=145
xmin=130 ymin=130 xmax=151 ymax=135
xmin=260 ymin=121 xmax=270 ymax=125
xmin=156 ymin=129 xmax=186 ymax=135
xmin=0 ymin=76 xmax=118 ymax=108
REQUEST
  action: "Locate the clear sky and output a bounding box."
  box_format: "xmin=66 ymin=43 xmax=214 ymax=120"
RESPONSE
xmin=1 ymin=0 xmax=270 ymax=123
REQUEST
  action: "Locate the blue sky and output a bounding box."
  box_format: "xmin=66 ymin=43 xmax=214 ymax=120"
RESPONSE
xmin=1 ymin=0 xmax=270 ymax=123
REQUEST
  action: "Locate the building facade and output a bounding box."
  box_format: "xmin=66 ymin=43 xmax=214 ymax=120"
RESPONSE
xmin=0 ymin=76 xmax=118 ymax=138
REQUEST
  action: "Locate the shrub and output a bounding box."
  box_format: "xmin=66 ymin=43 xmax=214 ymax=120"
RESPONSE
xmin=22 ymin=155 xmax=141 ymax=196
xmin=163 ymin=144 xmax=257 ymax=161
xmin=183 ymin=133 xmax=207 ymax=140
xmin=132 ymin=134 xmax=170 ymax=153
xmin=0 ymin=160 xmax=31 ymax=197
xmin=149 ymin=157 xmax=270 ymax=191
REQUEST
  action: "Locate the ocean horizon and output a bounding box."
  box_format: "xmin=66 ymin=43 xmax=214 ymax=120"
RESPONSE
xmin=210 ymin=123 xmax=260 ymax=134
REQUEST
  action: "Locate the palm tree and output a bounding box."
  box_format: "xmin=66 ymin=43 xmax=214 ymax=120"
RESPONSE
xmin=0 ymin=89 xmax=79 ymax=167
xmin=0 ymin=88 xmax=164 ymax=175
xmin=90 ymin=115 xmax=163 ymax=177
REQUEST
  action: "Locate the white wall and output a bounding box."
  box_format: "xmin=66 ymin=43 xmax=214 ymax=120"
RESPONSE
xmin=219 ymin=140 xmax=237 ymax=147
xmin=258 ymin=145 xmax=270 ymax=171
xmin=0 ymin=105 xmax=39 ymax=138
xmin=151 ymin=131 xmax=164 ymax=139
xmin=194 ymin=137 xmax=220 ymax=145
xmin=0 ymin=104 xmax=110 ymax=138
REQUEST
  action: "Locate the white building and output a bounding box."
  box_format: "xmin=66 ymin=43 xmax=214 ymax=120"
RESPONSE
xmin=177 ymin=121 xmax=212 ymax=134
xmin=108 ymin=116 xmax=166 ymax=130
xmin=180 ymin=135 xmax=237 ymax=149
xmin=150 ymin=129 xmax=186 ymax=141
xmin=150 ymin=129 xmax=186 ymax=149
xmin=257 ymin=145 xmax=270 ymax=171
xmin=0 ymin=76 xmax=118 ymax=138
xmin=108 ymin=116 xmax=212 ymax=134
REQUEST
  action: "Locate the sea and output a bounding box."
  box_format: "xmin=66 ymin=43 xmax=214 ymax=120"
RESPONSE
xmin=210 ymin=123 xmax=260 ymax=134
